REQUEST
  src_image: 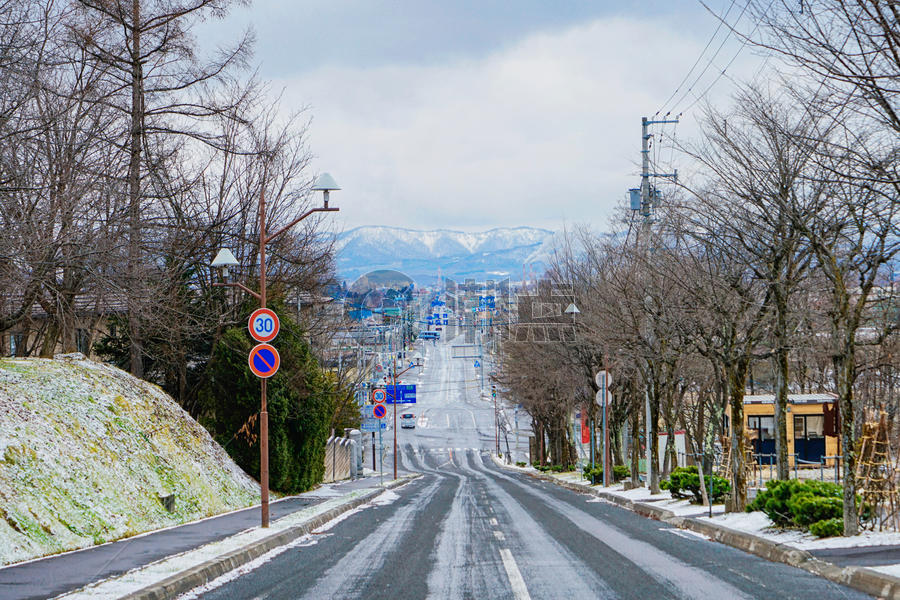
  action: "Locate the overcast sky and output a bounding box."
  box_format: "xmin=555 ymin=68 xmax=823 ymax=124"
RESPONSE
xmin=201 ymin=1 xmax=768 ymax=233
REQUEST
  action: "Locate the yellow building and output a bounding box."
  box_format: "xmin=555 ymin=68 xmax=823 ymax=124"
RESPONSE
xmin=743 ymin=393 xmax=840 ymax=466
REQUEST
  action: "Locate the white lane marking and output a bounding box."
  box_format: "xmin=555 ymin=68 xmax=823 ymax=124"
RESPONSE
xmin=446 ymin=414 xmax=451 ymax=427
xmin=486 ymin=467 xmax=751 ymax=600
xmin=490 ymin=517 xmax=498 ymax=526
xmin=493 ymin=530 xmax=505 ymax=541
xmin=499 ymin=548 xmax=531 ymax=600
xmin=662 ymin=528 xmax=711 ymax=541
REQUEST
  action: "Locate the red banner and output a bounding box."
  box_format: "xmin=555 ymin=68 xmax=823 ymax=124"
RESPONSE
xmin=581 ymin=411 xmax=590 ymax=444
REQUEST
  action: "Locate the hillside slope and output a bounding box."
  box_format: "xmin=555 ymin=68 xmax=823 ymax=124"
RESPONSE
xmin=0 ymin=355 xmax=259 ymax=566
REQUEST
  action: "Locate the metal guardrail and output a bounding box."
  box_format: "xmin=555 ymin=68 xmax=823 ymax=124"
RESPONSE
xmin=676 ymin=451 xmax=843 ymax=486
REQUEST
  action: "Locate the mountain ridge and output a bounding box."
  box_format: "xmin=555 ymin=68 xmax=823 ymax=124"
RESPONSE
xmin=335 ymin=225 xmax=555 ymax=284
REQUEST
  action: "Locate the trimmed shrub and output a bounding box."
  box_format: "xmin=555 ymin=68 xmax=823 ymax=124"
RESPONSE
xmin=809 ymin=518 xmax=843 ymax=538
xmin=582 ymin=464 xmax=603 ymax=483
xmin=613 ymin=464 xmax=631 ymax=482
xmin=660 ymin=466 xmax=730 ymax=504
xmin=582 ymin=464 xmax=630 ymax=484
xmin=745 ymin=479 xmax=860 ymax=537
xmin=746 ymin=480 xmax=842 ymax=528
xmin=789 ymin=494 xmax=842 ymax=528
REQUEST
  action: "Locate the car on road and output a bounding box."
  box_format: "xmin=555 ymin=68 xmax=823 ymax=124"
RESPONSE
xmin=400 ymin=413 xmax=416 ymax=429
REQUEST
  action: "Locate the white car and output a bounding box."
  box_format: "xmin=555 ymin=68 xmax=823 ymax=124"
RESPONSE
xmin=400 ymin=413 xmax=416 ymax=429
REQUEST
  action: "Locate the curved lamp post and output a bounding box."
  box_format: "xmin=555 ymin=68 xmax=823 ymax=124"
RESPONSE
xmin=212 ymin=172 xmax=341 ymax=528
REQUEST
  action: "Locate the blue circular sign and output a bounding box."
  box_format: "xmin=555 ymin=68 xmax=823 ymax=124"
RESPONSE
xmin=248 ymin=343 xmax=280 ymax=378
xmin=373 ymin=404 xmax=387 ymax=419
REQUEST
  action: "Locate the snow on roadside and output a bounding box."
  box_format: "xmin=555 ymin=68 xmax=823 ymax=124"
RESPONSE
xmin=174 ymin=533 xmax=318 ymax=600
xmin=540 ymin=470 xmax=900 ymax=552
xmin=0 ymin=357 xmax=259 ymax=566
xmin=701 ymin=511 xmax=900 ymax=551
xmin=57 ymin=488 xmax=373 ymax=600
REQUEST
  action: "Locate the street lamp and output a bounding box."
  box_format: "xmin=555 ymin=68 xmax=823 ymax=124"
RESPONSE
xmin=211 ymin=171 xmax=340 ymax=528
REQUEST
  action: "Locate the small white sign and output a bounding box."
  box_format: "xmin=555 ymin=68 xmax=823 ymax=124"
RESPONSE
xmin=595 ymin=370 xmax=611 ymax=389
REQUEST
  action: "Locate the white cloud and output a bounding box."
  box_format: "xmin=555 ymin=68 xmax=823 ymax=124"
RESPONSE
xmin=273 ymin=16 xmax=764 ymax=232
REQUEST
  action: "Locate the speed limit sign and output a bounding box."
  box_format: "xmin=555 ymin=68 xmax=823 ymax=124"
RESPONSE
xmin=248 ymin=308 xmax=280 ymax=343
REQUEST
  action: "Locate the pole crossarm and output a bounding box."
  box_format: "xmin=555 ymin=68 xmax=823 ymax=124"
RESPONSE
xmin=265 ymin=206 xmax=340 ymax=243
xmin=212 ymin=280 xmax=262 ymax=300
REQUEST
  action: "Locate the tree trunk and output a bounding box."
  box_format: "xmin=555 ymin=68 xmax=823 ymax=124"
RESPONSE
xmin=772 ymin=278 xmax=791 ymax=480
xmin=774 ymin=348 xmax=790 ymax=480
xmin=663 ymin=419 xmax=676 ymax=479
xmin=649 ymin=381 xmax=660 ymax=494
xmin=127 ymin=0 xmax=144 ymax=378
xmin=728 ymin=359 xmax=750 ymax=512
xmin=835 ymin=351 xmax=859 ymax=536
xmin=40 ymin=321 xmax=59 ymax=357
xmin=630 ymin=399 xmax=642 ymax=486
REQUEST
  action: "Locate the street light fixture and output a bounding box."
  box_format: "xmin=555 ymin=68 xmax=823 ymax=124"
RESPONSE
xmin=211 ymin=171 xmax=340 ymax=528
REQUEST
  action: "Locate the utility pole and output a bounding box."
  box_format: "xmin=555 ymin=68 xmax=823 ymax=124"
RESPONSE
xmin=637 ymin=116 xmax=678 ymax=489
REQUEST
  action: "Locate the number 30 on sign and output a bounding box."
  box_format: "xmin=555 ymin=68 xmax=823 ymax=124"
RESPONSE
xmin=248 ymin=308 xmax=280 ymax=343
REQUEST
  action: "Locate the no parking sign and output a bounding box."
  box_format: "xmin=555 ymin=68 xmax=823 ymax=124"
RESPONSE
xmin=249 ymin=344 xmax=280 ymax=378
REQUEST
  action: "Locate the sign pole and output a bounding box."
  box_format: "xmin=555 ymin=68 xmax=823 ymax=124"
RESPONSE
xmin=604 ymin=355 xmax=612 ymax=488
xmin=601 ymin=371 xmax=609 ymax=486
xmin=379 ymin=426 xmax=383 ymax=487
xmin=258 ymin=172 xmax=269 ymax=528
xmin=590 ymin=417 xmax=595 ymax=483
xmin=392 ymin=354 xmax=398 ymax=480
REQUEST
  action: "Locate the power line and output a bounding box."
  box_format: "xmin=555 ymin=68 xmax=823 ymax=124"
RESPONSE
xmin=676 ymin=0 xmax=777 ymax=116
xmin=669 ymin=0 xmax=754 ymax=115
xmin=656 ymin=0 xmax=740 ymax=117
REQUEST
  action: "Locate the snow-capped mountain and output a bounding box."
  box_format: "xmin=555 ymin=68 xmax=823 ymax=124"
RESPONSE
xmin=336 ymin=226 xmax=554 ymax=285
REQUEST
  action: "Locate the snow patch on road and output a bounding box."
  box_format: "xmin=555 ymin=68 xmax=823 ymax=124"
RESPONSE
xmin=174 ymin=534 xmax=317 ymax=600
xmin=368 ymin=489 xmax=400 ymax=506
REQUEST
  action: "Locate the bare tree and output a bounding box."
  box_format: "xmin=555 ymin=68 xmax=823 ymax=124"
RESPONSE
xmin=681 ymin=85 xmax=824 ymax=480
xmin=71 ymin=0 xmax=252 ymax=376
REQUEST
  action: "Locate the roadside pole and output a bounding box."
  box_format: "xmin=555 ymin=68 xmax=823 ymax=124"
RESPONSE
xmin=379 ymin=426 xmax=383 ymax=487
xmin=590 ymin=417 xmax=595 ymax=483
xmin=602 ymin=373 xmax=608 ymax=487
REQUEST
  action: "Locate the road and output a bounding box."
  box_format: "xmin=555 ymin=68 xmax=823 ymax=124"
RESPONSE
xmin=191 ymin=334 xmax=870 ymax=599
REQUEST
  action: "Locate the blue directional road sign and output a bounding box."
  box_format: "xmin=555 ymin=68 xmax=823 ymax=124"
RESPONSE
xmin=361 ymin=418 xmax=387 ymax=432
xmin=385 ymin=384 xmax=416 ymax=404
xmin=474 ymin=360 xmax=481 ymax=368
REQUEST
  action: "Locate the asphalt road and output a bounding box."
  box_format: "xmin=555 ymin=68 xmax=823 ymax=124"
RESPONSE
xmin=193 ymin=334 xmax=871 ymax=600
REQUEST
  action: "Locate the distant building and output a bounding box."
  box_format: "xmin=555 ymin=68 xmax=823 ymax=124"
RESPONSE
xmin=742 ymin=393 xmax=840 ymax=466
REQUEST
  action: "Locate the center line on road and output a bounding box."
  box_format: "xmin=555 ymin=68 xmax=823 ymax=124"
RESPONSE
xmin=489 ymin=517 xmax=498 ymax=526
xmin=499 ymin=548 xmax=531 ymax=600
xmin=493 ymin=530 xmax=505 ymax=541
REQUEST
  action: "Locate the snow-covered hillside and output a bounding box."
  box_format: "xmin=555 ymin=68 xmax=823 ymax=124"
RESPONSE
xmin=0 ymin=356 xmax=258 ymax=566
xmin=336 ymin=226 xmax=554 ymax=284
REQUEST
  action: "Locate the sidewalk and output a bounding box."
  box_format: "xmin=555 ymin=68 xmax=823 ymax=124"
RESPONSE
xmin=499 ymin=459 xmax=900 ymax=600
xmin=0 ymin=473 xmax=419 ymax=600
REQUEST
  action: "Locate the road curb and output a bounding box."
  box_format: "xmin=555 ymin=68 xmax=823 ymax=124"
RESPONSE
xmin=504 ymin=463 xmax=900 ymax=599
xmin=122 ymin=474 xmax=421 ymax=600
